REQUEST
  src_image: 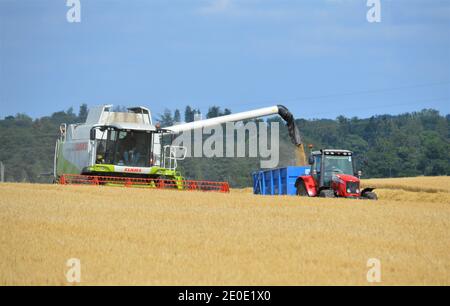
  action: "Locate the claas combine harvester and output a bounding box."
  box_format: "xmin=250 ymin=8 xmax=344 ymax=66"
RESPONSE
xmin=54 ymin=104 xmax=304 ymax=192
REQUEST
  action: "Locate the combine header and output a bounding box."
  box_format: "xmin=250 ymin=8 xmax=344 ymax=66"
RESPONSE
xmin=54 ymin=104 xmax=303 ymax=192
xmin=59 ymin=174 xmax=230 ymax=192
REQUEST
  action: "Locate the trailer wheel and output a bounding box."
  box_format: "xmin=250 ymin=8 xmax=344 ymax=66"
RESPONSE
xmin=362 ymin=191 xmax=378 ymax=200
xmin=296 ymin=181 xmax=309 ymax=196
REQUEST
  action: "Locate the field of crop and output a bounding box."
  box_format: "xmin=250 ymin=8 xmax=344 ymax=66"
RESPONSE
xmin=0 ymin=176 xmax=449 ymax=285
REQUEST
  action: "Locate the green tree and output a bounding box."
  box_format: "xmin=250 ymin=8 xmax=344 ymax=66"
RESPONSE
xmin=78 ymin=104 xmax=88 ymax=122
xmin=174 ymin=109 xmax=181 ymax=123
xmin=207 ymin=106 xmax=221 ymax=119
xmin=158 ymin=109 xmax=174 ymax=127
xmin=185 ymin=106 xmax=195 ymax=123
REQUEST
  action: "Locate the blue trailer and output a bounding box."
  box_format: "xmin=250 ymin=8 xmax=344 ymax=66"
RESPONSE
xmin=252 ymin=166 xmax=310 ymax=196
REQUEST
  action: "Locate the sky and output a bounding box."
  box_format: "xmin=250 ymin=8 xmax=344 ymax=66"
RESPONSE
xmin=0 ymin=0 xmax=449 ymax=120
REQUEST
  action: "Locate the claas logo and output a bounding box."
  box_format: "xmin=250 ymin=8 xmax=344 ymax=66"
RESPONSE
xmin=124 ymin=168 xmax=142 ymax=173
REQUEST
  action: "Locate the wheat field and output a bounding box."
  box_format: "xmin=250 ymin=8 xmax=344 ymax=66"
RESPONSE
xmin=0 ymin=177 xmax=449 ymax=285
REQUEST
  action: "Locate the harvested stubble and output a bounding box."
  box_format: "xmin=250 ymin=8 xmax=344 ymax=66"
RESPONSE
xmin=0 ymin=177 xmax=449 ymax=285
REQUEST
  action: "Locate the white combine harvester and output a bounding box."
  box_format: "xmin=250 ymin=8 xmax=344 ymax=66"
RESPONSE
xmin=54 ymin=105 xmax=304 ymax=191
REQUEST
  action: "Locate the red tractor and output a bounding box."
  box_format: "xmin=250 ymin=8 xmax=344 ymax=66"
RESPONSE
xmin=295 ymin=149 xmax=377 ymax=200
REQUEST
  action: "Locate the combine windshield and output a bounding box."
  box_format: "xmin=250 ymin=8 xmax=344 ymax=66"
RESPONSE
xmin=322 ymin=155 xmax=354 ymax=185
xmin=96 ymin=129 xmax=152 ymax=167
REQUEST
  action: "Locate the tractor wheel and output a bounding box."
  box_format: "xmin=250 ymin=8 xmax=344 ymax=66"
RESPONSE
xmin=363 ymin=191 xmax=378 ymax=200
xmin=296 ymin=182 xmax=309 ymax=197
xmin=319 ymin=189 xmax=336 ymax=198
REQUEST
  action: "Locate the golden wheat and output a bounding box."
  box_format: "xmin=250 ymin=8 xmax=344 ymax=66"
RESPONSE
xmin=0 ymin=177 xmax=449 ymax=285
xmin=363 ymin=176 xmax=450 ymax=193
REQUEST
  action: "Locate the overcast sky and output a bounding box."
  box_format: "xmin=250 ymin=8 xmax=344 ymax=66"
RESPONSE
xmin=0 ymin=0 xmax=449 ymax=119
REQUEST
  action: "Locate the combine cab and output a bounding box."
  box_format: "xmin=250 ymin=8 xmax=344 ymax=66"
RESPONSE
xmin=55 ymin=106 xmax=183 ymax=180
xmin=295 ymin=149 xmax=377 ymax=200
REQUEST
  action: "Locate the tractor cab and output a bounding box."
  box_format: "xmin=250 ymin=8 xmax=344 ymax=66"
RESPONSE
xmin=296 ymin=149 xmax=377 ymax=200
xmin=309 ymin=149 xmax=356 ymax=188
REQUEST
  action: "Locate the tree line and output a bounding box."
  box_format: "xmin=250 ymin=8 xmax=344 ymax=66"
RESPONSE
xmin=157 ymin=106 xmax=232 ymax=127
xmin=0 ymin=104 xmax=448 ymax=187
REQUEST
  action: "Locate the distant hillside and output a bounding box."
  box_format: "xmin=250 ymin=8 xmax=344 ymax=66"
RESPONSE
xmin=0 ymin=105 xmax=448 ymax=187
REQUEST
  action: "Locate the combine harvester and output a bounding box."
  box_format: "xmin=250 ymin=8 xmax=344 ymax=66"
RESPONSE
xmin=54 ymin=105 xmax=304 ymax=193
